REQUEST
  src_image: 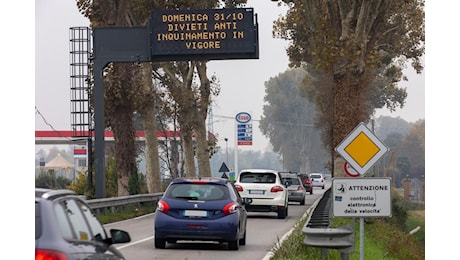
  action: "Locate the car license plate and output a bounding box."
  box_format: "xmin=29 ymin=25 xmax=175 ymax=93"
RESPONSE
xmin=249 ymin=190 xmax=264 ymax=195
xmin=183 ymin=210 xmax=208 ymax=217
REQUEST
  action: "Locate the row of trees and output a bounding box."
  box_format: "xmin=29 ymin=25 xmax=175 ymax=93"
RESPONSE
xmin=76 ymin=0 xmax=248 ymax=196
xmin=258 ymin=66 xmax=424 ymax=184
xmin=36 ymin=113 xmax=424 ymax=193
xmin=272 ymin=0 xmax=424 ymax=175
xmin=68 ymin=0 xmax=423 ymax=197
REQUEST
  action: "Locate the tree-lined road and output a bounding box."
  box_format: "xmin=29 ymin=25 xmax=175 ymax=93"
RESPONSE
xmin=104 ymin=184 xmax=330 ymax=260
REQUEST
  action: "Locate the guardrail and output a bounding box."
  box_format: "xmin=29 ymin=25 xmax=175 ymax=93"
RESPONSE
xmin=302 ymin=188 xmax=355 ymax=260
xmin=86 ymin=192 xmax=163 ymax=215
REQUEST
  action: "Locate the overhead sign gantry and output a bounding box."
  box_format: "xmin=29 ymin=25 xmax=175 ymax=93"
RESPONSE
xmin=91 ymin=8 xmax=259 ymax=198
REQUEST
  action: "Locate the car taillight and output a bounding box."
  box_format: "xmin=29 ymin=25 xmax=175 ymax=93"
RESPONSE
xmin=223 ymin=202 xmax=238 ymax=215
xmin=297 ymin=186 xmax=305 ymax=191
xmin=35 ymin=249 xmax=67 ymax=260
xmin=270 ymin=185 xmax=284 ymax=192
xmin=157 ymin=200 xmax=170 ymax=214
xmin=235 ymin=184 xmax=243 ymax=192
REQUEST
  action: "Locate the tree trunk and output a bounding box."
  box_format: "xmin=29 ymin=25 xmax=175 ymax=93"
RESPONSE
xmin=181 ymin=128 xmax=196 ymax=177
xmin=194 ymin=118 xmax=211 ymax=177
xmin=111 ymin=105 xmax=136 ymax=196
xmin=194 ymin=61 xmax=212 ymax=177
xmin=138 ymin=63 xmax=162 ymax=193
xmin=333 ymin=71 xmax=370 ymax=149
xmin=142 ymin=108 xmax=162 ymax=193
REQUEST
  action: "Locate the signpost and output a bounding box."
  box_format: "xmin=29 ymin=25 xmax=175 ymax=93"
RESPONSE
xmin=219 ymin=162 xmax=230 ymax=179
xmin=334 ymin=122 xmax=391 ymax=260
xmin=335 ymin=122 xmax=388 ymax=176
xmin=235 ymin=112 xmax=253 ymax=145
xmin=332 ymin=177 xmax=392 ymax=218
xmin=344 ymin=162 xmax=360 ymax=177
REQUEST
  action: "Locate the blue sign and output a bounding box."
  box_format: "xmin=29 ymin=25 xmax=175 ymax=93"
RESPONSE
xmin=236 ymin=112 xmax=252 ymax=145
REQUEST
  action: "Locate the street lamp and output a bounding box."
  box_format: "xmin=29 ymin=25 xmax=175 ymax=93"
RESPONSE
xmin=224 ymin=138 xmax=228 ymax=164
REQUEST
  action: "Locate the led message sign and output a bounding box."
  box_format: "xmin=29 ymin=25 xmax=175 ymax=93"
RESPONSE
xmin=150 ymin=8 xmax=258 ymax=60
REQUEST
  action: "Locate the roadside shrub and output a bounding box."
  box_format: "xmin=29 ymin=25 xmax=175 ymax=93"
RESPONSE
xmin=386 ymin=190 xmax=408 ymax=229
xmin=36 ymin=171 xmax=71 ymax=189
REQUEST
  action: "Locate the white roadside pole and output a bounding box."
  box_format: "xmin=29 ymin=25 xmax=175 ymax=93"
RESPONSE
xmin=335 ymin=122 xmax=390 ymax=260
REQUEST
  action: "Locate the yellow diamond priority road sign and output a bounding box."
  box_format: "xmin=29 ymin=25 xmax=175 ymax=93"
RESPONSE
xmin=335 ymin=122 xmax=389 ymax=176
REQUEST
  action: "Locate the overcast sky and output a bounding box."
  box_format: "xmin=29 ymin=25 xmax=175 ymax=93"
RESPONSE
xmin=34 ymin=0 xmax=426 ymax=153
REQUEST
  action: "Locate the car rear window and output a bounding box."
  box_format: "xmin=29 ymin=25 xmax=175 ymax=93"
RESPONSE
xmin=310 ymin=174 xmax=322 ymax=179
xmin=239 ymin=172 xmax=276 ymax=183
xmin=166 ymin=183 xmax=229 ymax=201
xmin=282 ymin=177 xmax=300 ymax=185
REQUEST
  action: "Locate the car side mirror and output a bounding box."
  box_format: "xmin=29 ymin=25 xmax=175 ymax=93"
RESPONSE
xmin=109 ymin=229 xmax=131 ymax=244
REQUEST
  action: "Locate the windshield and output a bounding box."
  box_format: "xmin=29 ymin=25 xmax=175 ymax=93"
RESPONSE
xmin=165 ymin=183 xmax=229 ymax=201
xmin=239 ymin=172 xmax=276 ymax=183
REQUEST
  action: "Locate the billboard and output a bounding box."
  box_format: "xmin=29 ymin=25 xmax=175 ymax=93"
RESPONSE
xmin=150 ymin=8 xmax=258 ymax=60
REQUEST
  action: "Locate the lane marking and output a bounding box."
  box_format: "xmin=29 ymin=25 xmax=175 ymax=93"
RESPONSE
xmin=117 ymin=236 xmax=154 ymax=250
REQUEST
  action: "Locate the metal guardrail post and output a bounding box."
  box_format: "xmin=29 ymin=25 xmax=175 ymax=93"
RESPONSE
xmin=302 ymin=188 xmax=355 ymax=259
xmin=302 ymin=225 xmax=355 ymax=259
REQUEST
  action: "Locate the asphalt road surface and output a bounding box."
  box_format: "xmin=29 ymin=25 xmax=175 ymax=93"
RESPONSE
xmin=105 ymin=184 xmax=330 ymax=260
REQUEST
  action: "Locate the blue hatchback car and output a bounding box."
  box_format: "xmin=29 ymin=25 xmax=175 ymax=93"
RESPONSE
xmin=154 ymin=177 xmax=252 ymax=250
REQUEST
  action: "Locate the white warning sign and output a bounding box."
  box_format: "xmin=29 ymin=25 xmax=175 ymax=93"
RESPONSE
xmin=332 ymin=177 xmax=392 ymax=218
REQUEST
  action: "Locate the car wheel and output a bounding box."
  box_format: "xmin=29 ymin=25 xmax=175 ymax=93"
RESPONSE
xmin=310 ymin=189 xmax=313 ymax=195
xmin=277 ymin=206 xmax=287 ymax=219
xmin=154 ymin=237 xmax=166 ymax=249
xmin=322 ymin=185 xmax=325 ymax=189
xmin=228 ymin=238 xmax=239 ymax=250
xmin=239 ymin=229 xmax=246 ymax=246
xmin=300 ymin=198 xmax=305 ymax=205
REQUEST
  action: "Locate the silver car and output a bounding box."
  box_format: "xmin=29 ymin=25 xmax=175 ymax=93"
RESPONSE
xmin=280 ymin=173 xmax=306 ymax=205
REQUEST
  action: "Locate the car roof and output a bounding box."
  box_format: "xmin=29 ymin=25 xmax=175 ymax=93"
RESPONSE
xmin=279 ymin=172 xmax=298 ymax=178
xmin=238 ymin=169 xmax=279 ymax=174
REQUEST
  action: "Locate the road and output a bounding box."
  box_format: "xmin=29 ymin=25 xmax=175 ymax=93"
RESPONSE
xmin=104 ymin=184 xmax=330 ymax=260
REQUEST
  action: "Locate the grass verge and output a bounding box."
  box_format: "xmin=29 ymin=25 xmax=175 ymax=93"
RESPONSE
xmin=270 ymin=209 xmax=424 ymax=259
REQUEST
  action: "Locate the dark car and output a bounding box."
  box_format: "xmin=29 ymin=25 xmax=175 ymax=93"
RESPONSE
xmin=154 ymin=177 xmax=252 ymax=250
xmin=35 ymin=188 xmax=131 ymax=260
xmin=297 ymin=173 xmax=313 ymax=195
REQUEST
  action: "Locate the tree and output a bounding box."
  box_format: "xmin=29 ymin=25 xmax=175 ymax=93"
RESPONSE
xmin=76 ymin=0 xmax=248 ymax=193
xmin=398 ymin=119 xmax=424 ymax=179
xmin=153 ymin=61 xmax=220 ymax=177
xmin=375 ymin=116 xmax=412 ymax=141
xmin=149 ymin=1 xmax=247 ymax=178
xmin=77 ymin=0 xmax=165 ymax=195
xmin=273 ymin=0 xmax=425 ymax=175
xmin=260 ymin=68 xmax=328 ymax=173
